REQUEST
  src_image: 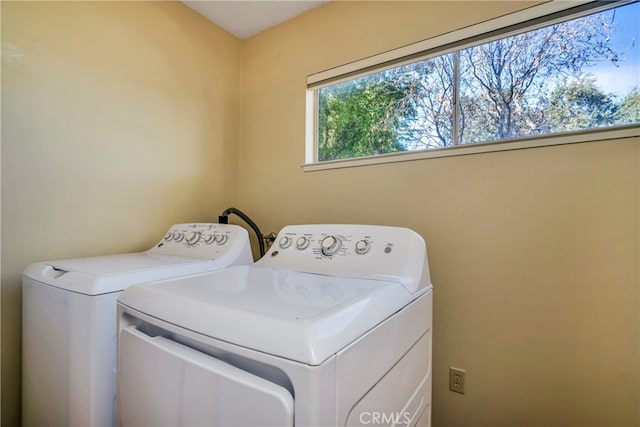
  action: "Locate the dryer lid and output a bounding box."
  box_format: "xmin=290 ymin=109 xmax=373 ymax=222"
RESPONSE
xmin=118 ymin=265 xmax=427 ymax=365
xmin=23 ymin=254 xmax=221 ymax=295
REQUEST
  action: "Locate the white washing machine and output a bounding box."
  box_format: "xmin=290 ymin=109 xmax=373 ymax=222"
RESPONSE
xmin=22 ymin=223 xmax=253 ymax=427
xmin=117 ymin=224 xmax=433 ymax=426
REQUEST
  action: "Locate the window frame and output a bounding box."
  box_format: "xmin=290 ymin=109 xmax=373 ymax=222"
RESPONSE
xmin=303 ymin=0 xmax=640 ymax=171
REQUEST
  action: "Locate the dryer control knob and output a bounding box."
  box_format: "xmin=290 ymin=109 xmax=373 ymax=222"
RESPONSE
xmin=164 ymin=233 xmax=173 ymax=241
xmin=321 ymin=235 xmax=342 ymax=256
xmin=173 ymin=232 xmax=184 ymax=242
xmin=296 ymin=236 xmax=310 ymax=250
xmin=186 ymin=231 xmax=201 ymax=245
xmin=355 ymin=239 xmax=371 ymax=254
xmin=279 ymin=236 xmax=292 ymax=249
xmin=203 ymin=234 xmax=215 ymax=245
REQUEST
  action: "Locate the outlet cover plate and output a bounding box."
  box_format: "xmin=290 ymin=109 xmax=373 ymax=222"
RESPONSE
xmin=449 ymin=367 xmax=466 ymax=394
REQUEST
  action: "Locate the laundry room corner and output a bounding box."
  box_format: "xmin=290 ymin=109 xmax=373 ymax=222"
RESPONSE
xmin=1 ymin=2 xmax=243 ymax=425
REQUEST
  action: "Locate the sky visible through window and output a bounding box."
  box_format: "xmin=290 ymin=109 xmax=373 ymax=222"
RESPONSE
xmin=587 ymin=2 xmax=640 ymax=97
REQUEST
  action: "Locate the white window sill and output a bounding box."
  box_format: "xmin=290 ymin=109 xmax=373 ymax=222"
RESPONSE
xmin=302 ymin=125 xmax=640 ymax=172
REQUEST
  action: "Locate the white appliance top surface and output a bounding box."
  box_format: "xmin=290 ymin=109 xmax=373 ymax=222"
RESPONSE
xmin=22 ymin=254 xmax=221 ymax=296
xmin=47 ymin=253 xmax=213 ymax=276
xmin=119 ymin=265 xmax=428 ymax=365
xmin=21 ymin=223 xmax=253 ymax=296
xmin=256 ymin=224 xmax=430 ymax=294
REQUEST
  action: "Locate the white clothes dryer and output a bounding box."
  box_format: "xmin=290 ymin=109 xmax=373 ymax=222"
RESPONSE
xmin=117 ymin=224 xmax=433 ymax=427
xmin=22 ymin=223 xmax=253 ymax=427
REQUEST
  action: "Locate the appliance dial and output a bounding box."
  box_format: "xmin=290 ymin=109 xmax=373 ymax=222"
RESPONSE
xmin=296 ymin=236 xmax=310 ymax=250
xmin=355 ymin=240 xmax=371 ymax=254
xmin=173 ymin=232 xmax=184 ymax=242
xmin=215 ymin=233 xmax=228 ymax=245
xmin=279 ymin=236 xmax=292 ymax=249
xmin=164 ymin=233 xmax=173 ymax=241
xmin=186 ymin=232 xmax=201 ymax=245
xmin=203 ymin=234 xmax=215 ymax=244
xmin=321 ymin=235 xmax=342 ymax=256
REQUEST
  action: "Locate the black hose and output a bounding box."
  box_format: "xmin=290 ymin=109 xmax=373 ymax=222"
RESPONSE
xmin=219 ymin=207 xmax=265 ymax=257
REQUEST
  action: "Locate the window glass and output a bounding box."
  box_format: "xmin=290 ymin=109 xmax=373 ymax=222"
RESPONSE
xmin=315 ymin=1 xmax=639 ymax=162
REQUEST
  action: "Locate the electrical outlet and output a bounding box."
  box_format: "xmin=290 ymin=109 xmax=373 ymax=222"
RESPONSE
xmin=449 ymin=367 xmax=466 ymax=394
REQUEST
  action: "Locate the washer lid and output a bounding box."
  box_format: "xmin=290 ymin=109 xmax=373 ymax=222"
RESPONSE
xmin=23 ymin=254 xmax=221 ymax=296
xmin=119 ymin=265 xmax=426 ymax=366
xmin=46 ymin=253 xmax=213 ymax=276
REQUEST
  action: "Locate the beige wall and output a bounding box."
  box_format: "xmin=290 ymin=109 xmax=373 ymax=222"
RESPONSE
xmin=239 ymin=2 xmax=640 ymax=426
xmin=1 ymin=2 xmax=241 ymax=425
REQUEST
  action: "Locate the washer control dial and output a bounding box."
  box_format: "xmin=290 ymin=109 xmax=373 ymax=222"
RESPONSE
xmin=355 ymin=239 xmax=371 ymax=254
xmin=321 ymin=235 xmax=342 ymax=256
xmin=203 ymin=234 xmax=215 ymax=245
xmin=164 ymin=233 xmax=173 ymax=241
xmin=215 ymin=233 xmax=228 ymax=245
xmin=296 ymin=236 xmax=310 ymax=250
xmin=186 ymin=231 xmax=201 ymax=245
xmin=279 ymin=236 xmax=292 ymax=249
xmin=173 ymin=232 xmax=184 ymax=242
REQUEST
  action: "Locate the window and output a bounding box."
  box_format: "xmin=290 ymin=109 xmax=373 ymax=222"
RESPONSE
xmin=306 ymin=1 xmax=640 ymax=169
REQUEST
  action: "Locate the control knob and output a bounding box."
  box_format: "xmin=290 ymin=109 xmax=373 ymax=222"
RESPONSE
xmin=296 ymin=236 xmax=310 ymax=250
xmin=203 ymin=234 xmax=215 ymax=244
xmin=215 ymin=233 xmax=228 ymax=245
xmin=355 ymin=240 xmax=371 ymax=254
xmin=186 ymin=232 xmax=201 ymax=245
xmin=164 ymin=233 xmax=173 ymax=241
xmin=279 ymin=236 xmax=292 ymax=249
xmin=173 ymin=232 xmax=184 ymax=242
xmin=321 ymin=235 xmax=342 ymax=256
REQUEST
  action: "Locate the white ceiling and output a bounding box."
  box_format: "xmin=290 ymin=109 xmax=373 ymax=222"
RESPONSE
xmin=181 ymin=1 xmax=328 ymax=39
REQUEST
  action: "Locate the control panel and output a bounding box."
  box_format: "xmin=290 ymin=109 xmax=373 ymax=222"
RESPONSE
xmin=147 ymin=223 xmax=252 ymax=262
xmin=257 ymin=224 xmax=431 ymax=294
